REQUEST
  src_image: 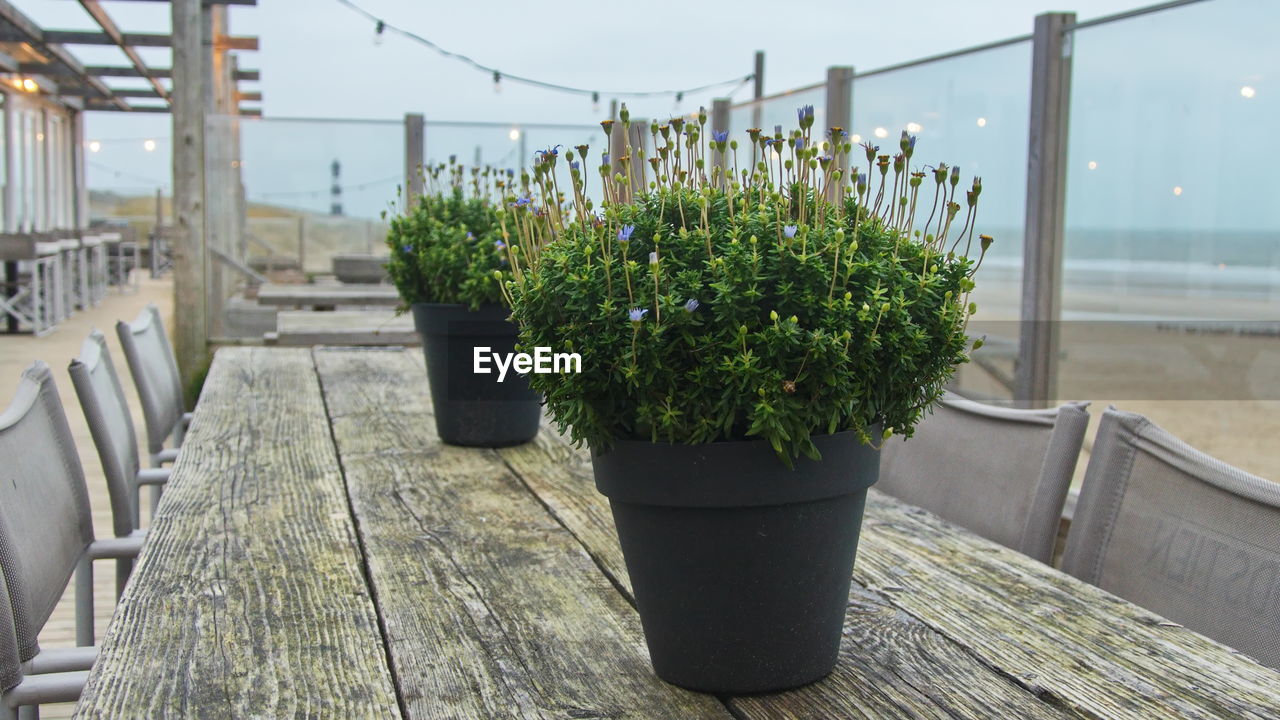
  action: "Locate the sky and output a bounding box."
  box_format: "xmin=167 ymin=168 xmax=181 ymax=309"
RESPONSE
xmin=12 ymin=0 xmax=1279 ymax=247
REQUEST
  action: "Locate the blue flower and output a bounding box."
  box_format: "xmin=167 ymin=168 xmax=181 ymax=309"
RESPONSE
xmin=602 ymin=153 xmax=610 ymax=165
xmin=401 ymin=244 xmax=412 ymax=253
xmin=465 ymin=231 xmax=474 ymax=241
xmin=495 ymin=240 xmax=506 ymax=250
xmin=712 ymin=130 xmax=728 ymax=144
xmin=512 ymin=194 xmax=532 ymax=207
xmin=506 ymin=168 xmax=515 ymax=178
xmin=774 ymin=125 xmax=782 ymax=136
xmin=570 ymin=161 xmax=580 ymax=171
xmin=764 ymin=138 xmax=776 ymax=147
xmin=683 ymin=298 xmax=700 ymax=313
xmin=628 ymin=308 xmax=648 ymax=322
xmin=857 ymin=172 xmax=868 ymax=186
xmin=617 ymin=224 xmax=635 ymax=242
xmin=648 ymin=251 xmax=658 ymax=265
xmin=536 ymin=145 xmax=562 ymax=159
xmin=794 ymin=138 xmax=805 ymax=151
xmin=783 ymin=225 xmax=798 ymax=239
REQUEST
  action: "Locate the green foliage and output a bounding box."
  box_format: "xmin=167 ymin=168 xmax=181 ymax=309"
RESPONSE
xmin=507 ymin=113 xmax=989 ymax=462
xmin=385 ymin=183 xmax=508 ymax=310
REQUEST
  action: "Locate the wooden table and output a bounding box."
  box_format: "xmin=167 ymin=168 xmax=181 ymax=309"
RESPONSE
xmin=74 ymin=347 xmax=1280 ymax=719
xmin=267 ymin=309 xmax=418 ymax=346
xmin=255 ymin=282 xmax=400 ymax=308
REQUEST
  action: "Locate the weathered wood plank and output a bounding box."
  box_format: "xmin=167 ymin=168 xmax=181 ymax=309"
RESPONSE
xmin=498 ymin=428 xmax=1075 ymax=719
xmin=854 ymin=493 xmax=1280 ymax=720
xmin=313 ymin=347 xmax=732 ymax=720
xmin=272 ymin=310 xmax=418 ymax=346
xmin=256 ymin=282 xmax=399 ymax=307
xmin=74 ymin=347 xmax=402 ymax=719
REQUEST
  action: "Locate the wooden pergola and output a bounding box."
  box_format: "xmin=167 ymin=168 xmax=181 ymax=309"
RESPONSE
xmin=0 ymin=0 xmax=261 ymax=115
xmin=0 ymin=0 xmax=261 ymax=388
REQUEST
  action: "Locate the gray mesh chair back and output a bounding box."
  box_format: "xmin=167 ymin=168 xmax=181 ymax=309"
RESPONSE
xmin=0 ymin=363 xmax=95 ymax=661
xmin=1061 ymin=407 xmax=1280 ymax=669
xmin=0 ymin=534 xmax=21 ymax=693
xmin=116 ymin=303 xmax=183 ymax=455
xmin=69 ymin=330 xmax=141 ymax=538
xmin=879 ymin=391 xmax=1090 ymax=563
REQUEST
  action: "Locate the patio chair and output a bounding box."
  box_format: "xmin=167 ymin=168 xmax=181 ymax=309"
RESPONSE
xmin=878 ymin=391 xmax=1090 ymax=564
xmin=0 ymin=362 xmax=144 ymax=658
xmin=69 ymin=330 xmax=170 ymax=588
xmin=0 ymin=555 xmax=87 ymax=720
xmin=1061 ymin=407 xmax=1280 ymax=669
xmin=116 ymin=304 xmax=190 ymax=514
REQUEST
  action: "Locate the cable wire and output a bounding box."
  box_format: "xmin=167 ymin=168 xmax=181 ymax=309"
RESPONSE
xmin=333 ymin=0 xmax=754 ymax=99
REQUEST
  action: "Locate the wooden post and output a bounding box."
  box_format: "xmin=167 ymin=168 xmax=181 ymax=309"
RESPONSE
xmin=171 ymin=0 xmax=208 ymax=396
xmin=824 ymin=66 xmax=854 ymax=200
xmin=205 ymin=3 xmax=229 ymax=337
xmin=607 ymin=120 xmax=627 ymax=202
xmin=752 ymin=50 xmax=764 ymax=130
xmin=627 ymin=119 xmax=647 ymax=196
xmin=1015 ymin=12 xmax=1075 ymax=407
xmin=297 ymin=216 xmax=306 ymax=272
xmin=710 ymin=98 xmax=730 ymax=185
xmin=404 ymin=113 xmax=424 ymax=209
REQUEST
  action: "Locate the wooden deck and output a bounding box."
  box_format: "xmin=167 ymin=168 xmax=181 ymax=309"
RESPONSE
xmin=71 ymin=346 xmax=1280 ymax=718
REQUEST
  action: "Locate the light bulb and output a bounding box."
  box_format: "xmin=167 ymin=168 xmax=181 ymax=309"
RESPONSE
xmin=144 ymin=139 xmax=157 ymax=152
xmin=976 ymin=117 xmax=987 ymax=127
xmin=509 ymin=129 xmax=520 ymax=141
xmin=873 ymin=127 xmax=888 ymax=139
xmin=88 ymin=141 xmax=101 ymax=153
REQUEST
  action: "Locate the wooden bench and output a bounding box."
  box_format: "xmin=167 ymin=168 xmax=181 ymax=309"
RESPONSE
xmin=74 ymin=347 xmax=1280 ymax=718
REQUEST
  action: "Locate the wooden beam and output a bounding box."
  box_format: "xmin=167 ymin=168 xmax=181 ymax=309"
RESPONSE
xmin=57 ymin=65 xmax=259 ymax=81
xmin=96 ymin=0 xmax=259 ymax=5
xmin=41 ymin=29 xmax=258 ymax=51
xmin=0 ymin=0 xmax=128 ymax=109
xmin=234 ymin=90 xmax=260 ymax=102
xmin=77 ymin=0 xmax=170 ymax=102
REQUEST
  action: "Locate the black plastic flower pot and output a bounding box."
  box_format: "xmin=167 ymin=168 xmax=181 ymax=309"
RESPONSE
xmin=591 ymin=431 xmax=880 ymax=694
xmin=411 ymin=302 xmax=541 ymax=447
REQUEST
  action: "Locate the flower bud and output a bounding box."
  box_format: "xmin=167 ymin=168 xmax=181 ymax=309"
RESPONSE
xmin=770 ymin=310 xmax=779 ymax=321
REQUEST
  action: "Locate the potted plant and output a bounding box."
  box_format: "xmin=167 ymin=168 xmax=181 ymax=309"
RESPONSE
xmin=506 ymin=106 xmax=990 ymax=693
xmin=385 ymin=162 xmax=541 ymax=447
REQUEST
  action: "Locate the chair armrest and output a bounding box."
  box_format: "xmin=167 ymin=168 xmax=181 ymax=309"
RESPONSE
xmin=155 ymin=447 xmax=180 ymax=465
xmin=27 ymin=646 xmax=97 ymax=674
xmin=88 ymin=535 xmax=145 ymax=560
xmin=4 ymin=670 xmax=88 ymax=707
xmin=181 ymin=412 xmax=193 ymax=428
xmin=137 ymin=468 xmax=170 ymax=486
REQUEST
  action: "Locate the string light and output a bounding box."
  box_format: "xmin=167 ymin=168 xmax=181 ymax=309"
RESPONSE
xmin=333 ymin=0 xmax=753 ymax=100
xmin=509 ymin=128 xmax=520 ymax=141
xmin=88 ymin=141 xmax=101 ymax=153
xmin=373 ymin=19 xmax=384 ymax=45
xmin=144 ymin=139 xmax=157 ymax=152
xmin=592 ymin=91 xmax=600 ymax=113
xmin=493 ymin=70 xmax=501 ymax=94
